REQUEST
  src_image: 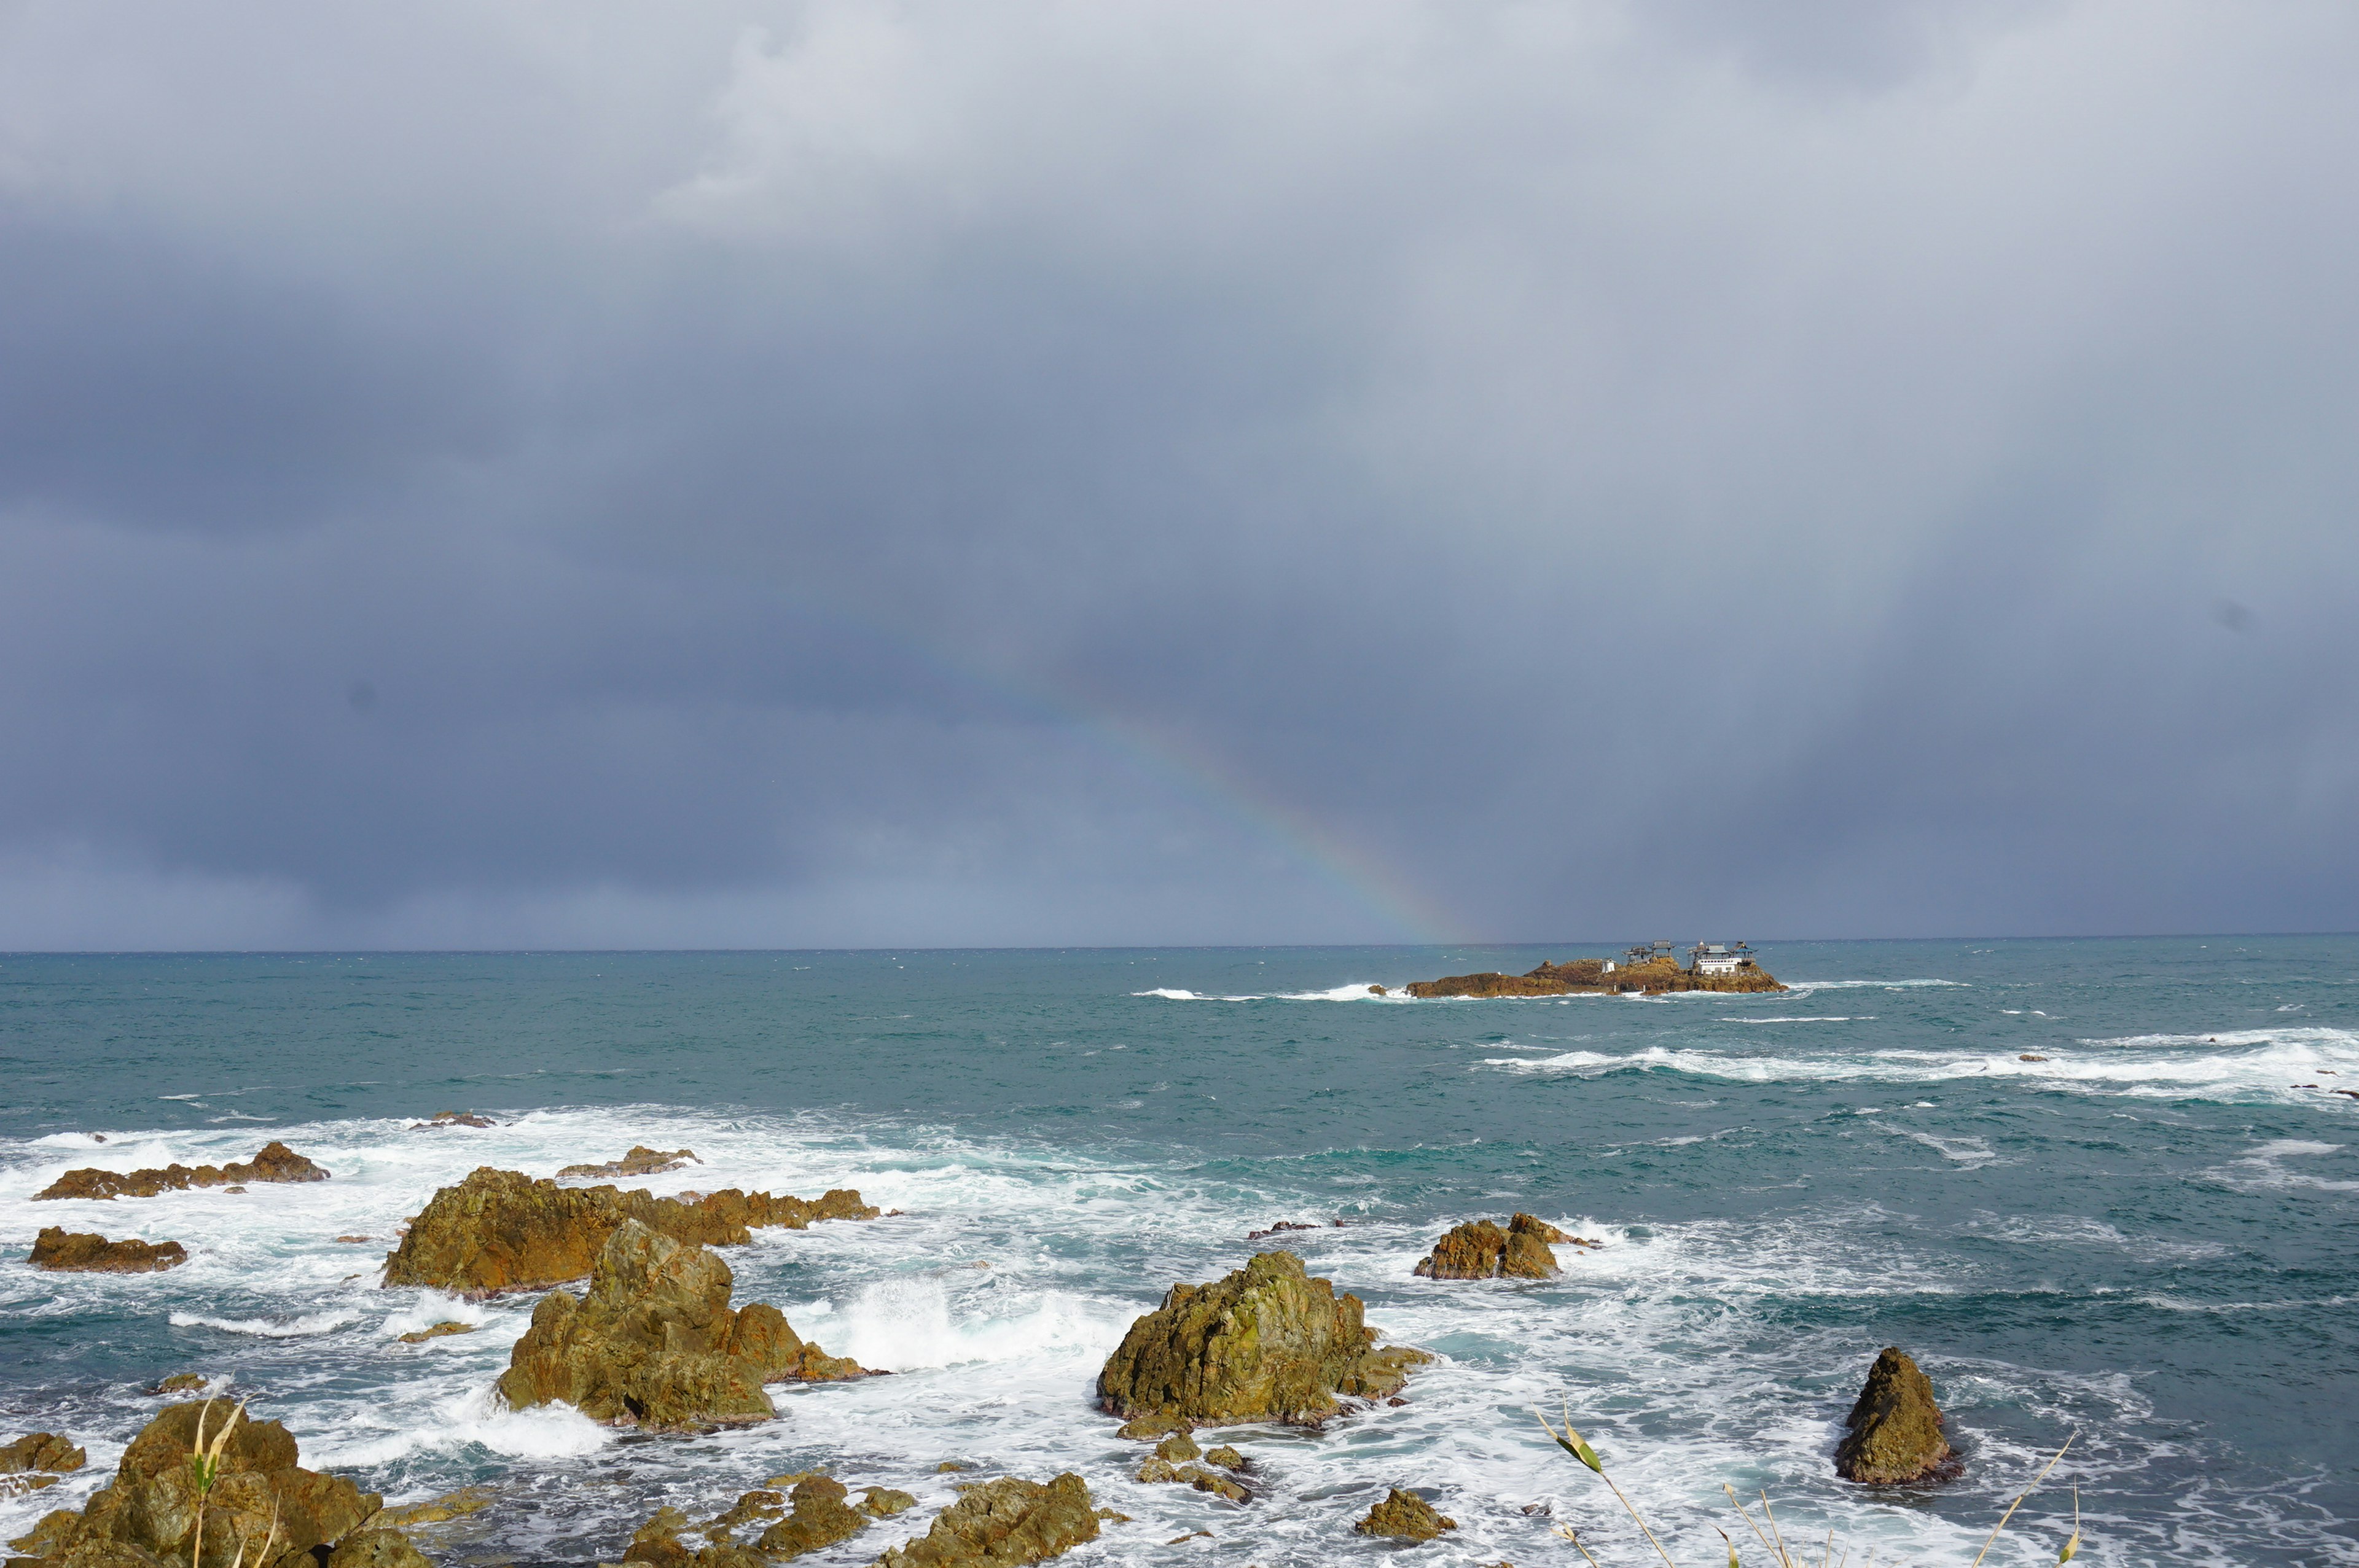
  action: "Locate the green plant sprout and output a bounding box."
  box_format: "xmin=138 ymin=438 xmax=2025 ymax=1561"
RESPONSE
xmin=187 ymin=1398 xmax=248 ymax=1568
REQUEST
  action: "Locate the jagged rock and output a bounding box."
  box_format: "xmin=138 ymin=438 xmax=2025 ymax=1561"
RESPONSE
xmin=376 ymin=1486 xmax=494 ymax=1527
xmin=324 ymin=1531 xmax=431 ymax=1568
xmin=1133 ymin=1458 xmax=1246 ymax=1504
xmin=1353 ymin=1488 xmax=1454 ymax=1540
xmin=396 ymin=1322 xmax=475 ymax=1344
xmin=495 ymin=1220 xmax=870 ymax=1429
xmin=1097 ymin=1250 xmax=1432 ymax=1426
xmin=29 ymin=1228 xmax=188 ymax=1273
xmin=1834 ymin=1348 xmax=1954 ymax=1484
xmin=753 ymin=1476 xmax=867 ymax=1558
xmin=1414 ymin=1214 xmax=1566 ymax=1280
xmin=151 ymin=1375 xmax=209 ymax=1395
xmin=381 ymin=1168 xmax=877 ymax=1297
xmin=6 ymin=1401 xmax=378 ymax=1568
xmin=1113 ymin=1415 xmax=1192 ymax=1440
xmin=410 ymin=1111 xmax=496 ymax=1130
xmin=34 ymin=1143 xmax=328 ymax=1201
xmin=1202 ymin=1447 xmax=1245 ymax=1472
xmin=877 ymin=1475 xmax=1100 ymax=1567
xmin=0 ymin=1435 xmax=85 ymax=1475
xmin=559 ymin=1147 xmax=701 ymax=1180
xmin=1152 ymin=1432 xmax=1200 ymax=1463
xmin=859 ymin=1489 xmax=917 ymax=1519
xmin=682 ymin=1188 xmax=880 ymax=1230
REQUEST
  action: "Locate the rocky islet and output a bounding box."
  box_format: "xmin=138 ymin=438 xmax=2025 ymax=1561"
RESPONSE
xmin=1413 ymin=1212 xmax=1569 ymax=1279
xmin=1833 ymin=1346 xmax=1955 ymax=1484
xmin=33 ymin=1142 xmax=329 ymax=1202
xmin=28 ymin=1228 xmax=189 ymax=1273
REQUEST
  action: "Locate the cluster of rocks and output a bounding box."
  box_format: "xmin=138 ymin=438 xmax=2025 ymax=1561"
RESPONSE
xmin=34 ymin=1142 xmax=329 ymax=1202
xmin=620 ymin=1473 xmax=917 ymax=1567
xmin=1413 ymin=1213 xmax=1572 ymax=1279
xmin=409 ymin=1112 xmax=496 ymax=1130
xmin=496 ymin=1220 xmax=871 ymax=1429
xmin=1097 ymin=1250 xmax=1430 ymax=1427
xmin=559 ymin=1147 xmax=700 ymax=1180
xmin=0 ymin=1433 xmax=85 ymax=1496
xmin=6 ymin=1402 xmax=393 ymax=1568
xmin=379 ymin=1167 xmax=878 ymax=1297
xmin=876 ymin=1475 xmax=1100 ymax=1568
xmin=29 ymin=1228 xmax=188 ymax=1273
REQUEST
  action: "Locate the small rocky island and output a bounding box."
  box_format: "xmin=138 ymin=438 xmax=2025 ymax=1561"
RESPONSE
xmin=1405 ymin=940 xmax=1785 ymax=997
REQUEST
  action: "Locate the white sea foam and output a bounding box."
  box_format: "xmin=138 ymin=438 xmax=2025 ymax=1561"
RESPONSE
xmin=169 ymin=1309 xmax=359 ymax=1338
xmin=1715 ymin=1016 xmax=1866 ymax=1023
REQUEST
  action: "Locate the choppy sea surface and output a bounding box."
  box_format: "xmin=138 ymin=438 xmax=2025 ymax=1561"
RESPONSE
xmin=3 ymin=939 xmax=2356 ymax=1568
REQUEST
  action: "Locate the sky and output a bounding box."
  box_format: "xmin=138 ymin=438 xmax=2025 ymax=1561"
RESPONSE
xmin=1 ymin=0 xmax=2355 ymax=950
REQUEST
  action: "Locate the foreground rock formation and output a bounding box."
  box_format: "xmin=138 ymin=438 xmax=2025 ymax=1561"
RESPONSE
xmin=1353 ymin=1488 xmax=1455 ymax=1540
xmin=1098 ymin=1250 xmax=1431 ymax=1426
xmin=34 ymin=1143 xmax=329 ymax=1201
xmin=1405 ymin=955 xmax=1783 ymax=998
xmin=1414 ymin=1214 xmax=1566 ymax=1279
xmin=29 ymin=1228 xmax=188 ymax=1273
xmin=495 ymin=1220 xmax=869 ymax=1429
xmin=7 ymin=1402 xmax=378 ymax=1568
xmin=1834 ymin=1347 xmax=1955 ymax=1484
xmin=878 ymin=1475 xmax=1100 ymax=1567
xmin=380 ymin=1168 xmax=877 ymax=1297
xmin=558 ymin=1146 xmax=699 ymax=1180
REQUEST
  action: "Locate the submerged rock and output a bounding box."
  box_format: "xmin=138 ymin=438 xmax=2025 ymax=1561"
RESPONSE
xmin=859 ymin=1489 xmax=918 ymax=1519
xmin=376 ymin=1486 xmax=495 ymax=1527
xmin=1414 ymin=1214 xmax=1567 ymax=1280
xmin=683 ymin=1187 xmax=881 ymax=1230
xmin=29 ymin=1227 xmax=188 ymax=1273
xmin=1834 ymin=1348 xmax=1955 ymax=1484
xmin=381 ymin=1167 xmax=877 ymax=1297
xmin=0 ymin=1435 xmax=85 ymax=1475
xmin=151 ymin=1374 xmax=210 ymax=1395
xmin=34 ymin=1142 xmax=329 ymax=1201
xmin=6 ymin=1400 xmax=379 ymax=1568
xmin=877 ymin=1475 xmax=1100 ymax=1567
xmin=1097 ymin=1250 xmax=1432 ymax=1427
xmin=395 ymin=1321 xmax=475 ymax=1344
xmin=1353 ymin=1488 xmax=1455 ymax=1540
xmin=495 ymin=1219 xmax=870 ymax=1429
xmin=558 ymin=1147 xmax=702 ymax=1180
xmin=1133 ymin=1457 xmax=1247 ymax=1504
xmin=409 ymin=1111 xmax=496 ymax=1130
xmin=753 ymin=1476 xmax=867 ymax=1558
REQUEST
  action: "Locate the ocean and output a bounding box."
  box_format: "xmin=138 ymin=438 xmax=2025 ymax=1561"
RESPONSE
xmin=2 ymin=939 xmax=2354 ymax=1567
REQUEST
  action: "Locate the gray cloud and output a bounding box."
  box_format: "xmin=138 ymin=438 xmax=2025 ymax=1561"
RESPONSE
xmin=1 ymin=0 xmax=2355 ymax=948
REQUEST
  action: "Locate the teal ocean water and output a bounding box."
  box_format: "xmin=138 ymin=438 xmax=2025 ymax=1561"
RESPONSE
xmin=3 ymin=939 xmax=2355 ymax=1566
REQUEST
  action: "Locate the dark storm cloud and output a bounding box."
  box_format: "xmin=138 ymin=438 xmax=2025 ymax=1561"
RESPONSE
xmin=1 ymin=0 xmax=2355 ymax=948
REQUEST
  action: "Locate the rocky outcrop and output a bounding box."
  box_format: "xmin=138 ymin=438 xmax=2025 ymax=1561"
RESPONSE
xmin=1097 ymin=1250 xmax=1431 ymax=1427
xmin=324 ymin=1531 xmax=431 ymax=1568
xmin=1353 ymin=1489 xmax=1455 ymax=1540
xmin=381 ymin=1168 xmax=878 ymax=1297
xmin=5 ymin=1401 xmax=378 ymax=1568
xmin=375 ymin=1486 xmax=493 ymax=1527
xmin=877 ymin=1475 xmax=1100 ymax=1568
xmin=1406 ymin=956 xmax=1783 ymax=998
xmin=409 ymin=1111 xmax=495 ymax=1130
xmin=558 ymin=1147 xmax=700 ymax=1180
xmin=619 ymin=1476 xmax=870 ymax=1567
xmin=34 ymin=1142 xmax=328 ymax=1201
xmin=29 ymin=1228 xmax=188 ymax=1273
xmin=1414 ymin=1214 xmax=1565 ymax=1279
xmin=1834 ymin=1348 xmax=1955 ymax=1484
xmin=494 ymin=1220 xmax=870 ymax=1429
xmin=395 ymin=1322 xmax=475 ymax=1344
xmin=152 ymin=1374 xmax=210 ymax=1395
xmin=0 ymin=1435 xmax=85 ymax=1480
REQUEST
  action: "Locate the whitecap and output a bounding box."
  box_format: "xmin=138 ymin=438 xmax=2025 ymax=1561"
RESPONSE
xmin=170 ymin=1309 xmax=358 ymax=1338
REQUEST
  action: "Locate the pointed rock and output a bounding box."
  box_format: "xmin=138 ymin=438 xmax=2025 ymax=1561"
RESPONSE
xmin=1834 ymin=1347 xmax=1955 ymax=1484
xmin=1353 ymin=1489 xmax=1455 ymax=1540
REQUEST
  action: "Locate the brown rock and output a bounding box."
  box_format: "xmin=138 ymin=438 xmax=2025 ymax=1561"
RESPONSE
xmin=1414 ymin=1215 xmax=1564 ymax=1279
xmin=7 ymin=1400 xmax=378 ymax=1568
xmin=1097 ymin=1250 xmax=1432 ymax=1427
xmin=1833 ymin=1348 xmax=1955 ymax=1484
xmin=381 ymin=1167 xmax=876 ymax=1297
xmin=1152 ymin=1432 xmax=1200 ymax=1463
xmin=753 ymin=1476 xmax=867 ymax=1558
xmin=493 ymin=1220 xmax=870 ymax=1429
xmin=558 ymin=1147 xmax=701 ymax=1180
xmin=859 ymin=1489 xmax=917 ymax=1518
xmin=1353 ymin=1488 xmax=1454 ymax=1540
xmin=34 ymin=1142 xmax=327 ymax=1202
xmin=1404 ymin=955 xmax=1784 ymax=998
xmin=375 ymin=1486 xmax=495 ymax=1527
xmin=1113 ymin=1415 xmax=1192 ymax=1441
xmin=324 ymin=1530 xmax=431 ymax=1568
xmin=1202 ymin=1446 xmax=1245 ymax=1472
xmin=0 ymin=1435 xmax=85 ymax=1475
xmin=152 ymin=1374 xmax=210 ymax=1395
xmin=877 ymin=1475 xmax=1100 ymax=1567
xmin=410 ymin=1111 xmax=496 ymax=1130
xmin=395 ymin=1322 xmax=476 ymax=1344
xmin=29 ymin=1228 xmax=188 ymax=1274
xmin=1133 ymin=1458 xmax=1247 ymax=1504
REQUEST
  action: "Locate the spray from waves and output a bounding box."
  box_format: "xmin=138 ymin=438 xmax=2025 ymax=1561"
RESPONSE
xmin=1714 ymin=1016 xmax=1868 ymax=1023
xmin=168 ymin=1309 xmax=359 ymax=1338
xmin=1133 ymin=984 xmax=1407 ymax=1002
xmin=1781 ymin=978 xmax=1970 ymax=991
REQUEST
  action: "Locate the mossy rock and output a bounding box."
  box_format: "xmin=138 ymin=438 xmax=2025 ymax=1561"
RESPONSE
xmin=1834 ymin=1347 xmax=1954 ymax=1484
xmin=1354 ymin=1488 xmax=1454 ymax=1540
xmin=876 ymin=1475 xmax=1099 ymax=1567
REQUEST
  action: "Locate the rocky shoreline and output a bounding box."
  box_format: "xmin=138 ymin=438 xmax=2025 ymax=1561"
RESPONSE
xmin=1405 ymin=953 xmax=1786 ymax=997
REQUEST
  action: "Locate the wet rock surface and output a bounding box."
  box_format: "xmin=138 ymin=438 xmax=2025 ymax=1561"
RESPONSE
xmin=34 ymin=1143 xmax=328 ymax=1202
xmin=1834 ymin=1347 xmax=1955 ymax=1484
xmin=876 ymin=1475 xmax=1100 ymax=1567
xmin=29 ymin=1228 xmax=188 ymax=1273
xmin=559 ymin=1147 xmax=702 ymax=1180
xmin=381 ymin=1168 xmax=877 ymax=1297
xmin=395 ymin=1322 xmax=475 ymax=1344
xmin=495 ymin=1220 xmax=870 ymax=1429
xmin=409 ymin=1111 xmax=496 ymax=1130
xmin=0 ymin=1435 xmax=85 ymax=1476
xmin=1414 ymin=1214 xmax=1566 ymax=1280
xmin=1098 ymin=1250 xmax=1431 ymax=1426
xmin=1353 ymin=1488 xmax=1455 ymax=1540
xmin=6 ymin=1401 xmax=378 ymax=1568
xmin=323 ymin=1529 xmax=431 ymax=1568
